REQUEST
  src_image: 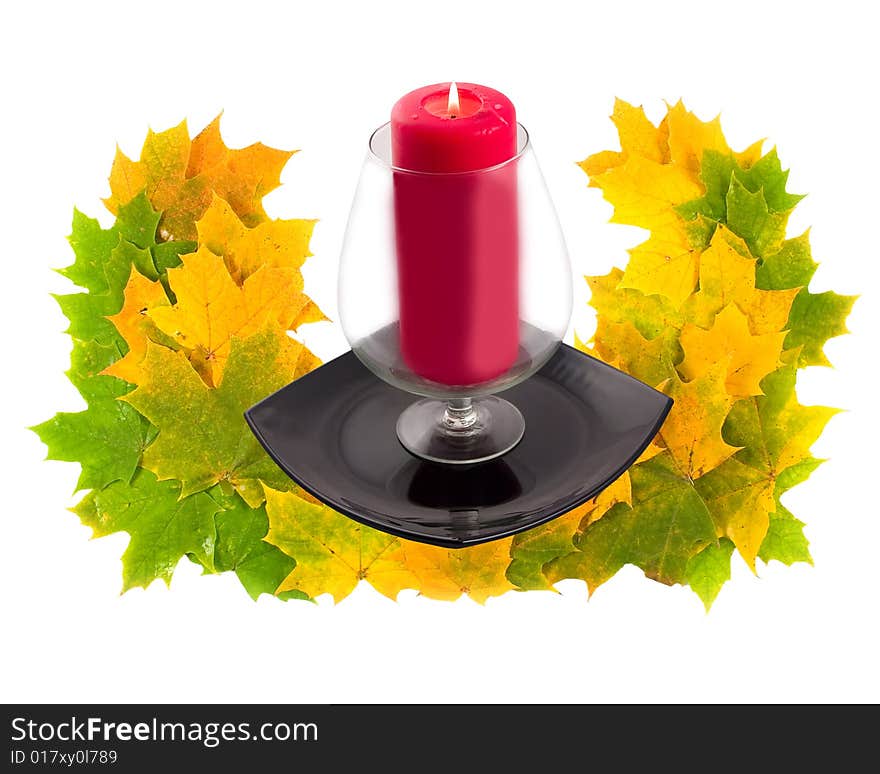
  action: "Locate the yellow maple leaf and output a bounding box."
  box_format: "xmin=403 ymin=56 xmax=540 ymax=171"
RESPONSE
xmin=657 ymin=363 xmax=740 ymax=479
xmin=105 ymin=116 xmax=294 ymax=241
xmin=401 ymin=539 xmax=516 ymax=604
xmin=665 ymin=100 xmax=732 ymax=181
xmin=618 ymin=220 xmax=700 ymax=307
xmin=579 ymin=98 xmax=668 ymax=178
xmin=189 ymin=116 xmax=293 ymax=226
xmin=683 ymin=225 xmax=799 ymax=334
xmin=106 ymin=121 xmax=192 ymax=217
xmin=699 ymin=457 xmax=776 ymax=571
xmin=590 ymin=154 xmax=703 ymax=233
xmin=585 ymin=267 xmax=683 ymax=338
xmin=735 ymin=139 xmax=765 ymax=168
xmin=592 ymin=318 xmax=677 ymax=388
xmin=679 ymin=304 xmax=786 ymax=397
xmin=103 ymin=269 xmax=171 ymax=383
xmin=149 ymin=247 xmax=307 ymax=386
xmin=264 ymin=489 xmax=416 ymax=603
xmin=196 ymin=194 xmax=318 ymax=286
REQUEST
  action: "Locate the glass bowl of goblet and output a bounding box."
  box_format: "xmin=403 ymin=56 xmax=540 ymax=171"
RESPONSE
xmin=338 ymin=122 xmax=572 ymax=464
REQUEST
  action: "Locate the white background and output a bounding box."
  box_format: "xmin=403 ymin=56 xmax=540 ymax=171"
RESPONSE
xmin=1 ymin=0 xmax=878 ymax=703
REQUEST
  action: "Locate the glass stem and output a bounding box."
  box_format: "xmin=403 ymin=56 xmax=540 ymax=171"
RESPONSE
xmin=442 ymin=397 xmax=478 ymax=433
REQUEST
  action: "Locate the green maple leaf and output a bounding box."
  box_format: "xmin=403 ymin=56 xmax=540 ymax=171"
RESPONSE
xmin=110 ymin=191 xmax=196 ymax=277
xmin=724 ymin=362 xmax=838 ymax=475
xmin=686 ymin=539 xmax=735 ymax=611
xmin=725 ymin=176 xmax=790 ymax=257
xmin=54 ymin=236 xmax=131 ymax=347
xmin=506 ymin=514 xmax=583 ymax=591
xmin=111 ymin=192 xmax=196 ymax=294
xmin=114 ymin=193 xmax=161 ymax=251
xmin=53 ymin=195 xmax=187 ymax=346
xmin=759 ymin=508 xmax=813 ymax=566
xmin=676 ymin=148 xmax=804 ymax=250
xmin=676 ymin=151 xmax=735 ymax=224
xmin=757 ymin=232 xmax=857 ymax=366
xmin=58 ymin=209 xmax=120 ymax=293
xmin=735 ymin=149 xmax=805 ymax=211
xmin=74 ymin=469 xmax=219 ymax=591
xmin=123 ymin=329 xmax=305 ymax=504
xmin=209 ymin=487 xmax=308 ymax=601
xmin=35 ymin=204 xmax=166 ymax=490
xmin=758 ymin=452 xmax=823 ymax=567
xmin=545 ymin=454 xmax=718 ymax=591
xmin=32 ymin=339 xmax=152 ymax=491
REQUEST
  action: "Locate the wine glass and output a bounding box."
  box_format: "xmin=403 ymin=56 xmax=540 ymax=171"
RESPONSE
xmin=338 ymin=122 xmax=572 ymax=464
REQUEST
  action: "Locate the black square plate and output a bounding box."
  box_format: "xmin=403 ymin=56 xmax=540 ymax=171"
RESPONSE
xmin=245 ymin=344 xmax=672 ymax=548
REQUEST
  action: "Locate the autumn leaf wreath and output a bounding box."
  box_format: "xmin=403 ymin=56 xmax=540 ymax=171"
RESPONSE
xmin=35 ymin=102 xmax=854 ymax=607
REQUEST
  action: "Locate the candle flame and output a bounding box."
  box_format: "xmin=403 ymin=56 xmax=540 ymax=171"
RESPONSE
xmin=447 ymin=81 xmax=460 ymax=117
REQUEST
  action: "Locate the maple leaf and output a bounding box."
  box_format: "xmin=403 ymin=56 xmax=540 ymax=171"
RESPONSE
xmin=54 ymin=228 xmax=134 ymax=348
xmin=586 ymin=268 xmax=683 ymax=340
xmin=59 ymin=209 xmax=123 ymax=293
xmin=759 ymin=505 xmax=814 ymax=566
xmin=578 ymin=98 xmax=667 ymax=179
xmin=401 ymin=539 xmax=516 ymax=604
xmin=593 ymin=318 xmax=678 ymax=387
xmin=54 ymin=195 xmax=192 ymax=346
xmin=724 ymin=361 xmax=838 ymax=479
xmin=692 ymin=457 xmax=776 ymax=571
xmin=676 ymin=148 xmax=804 ymax=240
xmin=107 ymin=197 xmax=323 ymax=387
xmin=726 ymin=176 xmax=791 ymax=257
xmin=264 ymin=489 xmax=416 ymax=603
xmin=546 ymin=454 xmax=717 ymax=590
xmin=147 ymin=247 xmax=309 ymax=386
xmin=682 ymin=225 xmax=799 ymax=335
xmin=122 ymin=329 xmax=314 ymax=504
xmin=679 ymin=304 xmax=787 ymax=398
xmin=618 ymin=220 xmax=701 ymax=306
xmin=36 ymin=206 xmax=161 ymax=490
xmin=686 ymin=539 xmax=735 ymax=611
xmin=665 ymin=99 xmax=731 ymax=180
xmin=589 ymin=154 xmax=702 ymax=234
xmin=506 ymin=512 xmax=586 ymax=591
xmin=757 ymin=232 xmax=857 ymax=367
xmin=102 ymin=269 xmax=173 ymax=384
xmin=694 ymin=361 xmax=835 ymax=569
xmin=206 ymin=487 xmax=308 ymax=602
xmin=60 ymin=194 xmax=188 ymax=297
xmin=196 ymin=195 xmax=318 ymax=287
xmin=105 ymin=117 xmax=294 ymax=242
xmin=32 ymin=338 xmax=152 ymax=491
xmin=657 ymin=363 xmax=740 ymax=479
xmin=507 ymin=473 xmax=632 ymax=591
xmin=74 ymin=469 xmax=219 ymax=591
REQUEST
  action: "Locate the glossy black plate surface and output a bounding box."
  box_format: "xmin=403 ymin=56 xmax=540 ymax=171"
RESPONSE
xmin=245 ymin=345 xmax=672 ymax=548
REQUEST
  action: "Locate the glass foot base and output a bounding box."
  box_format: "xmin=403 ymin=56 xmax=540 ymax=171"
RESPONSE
xmin=396 ymin=396 xmax=525 ymax=465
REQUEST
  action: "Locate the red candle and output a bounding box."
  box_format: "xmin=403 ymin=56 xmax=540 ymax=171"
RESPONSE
xmin=391 ymin=82 xmax=519 ymax=386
